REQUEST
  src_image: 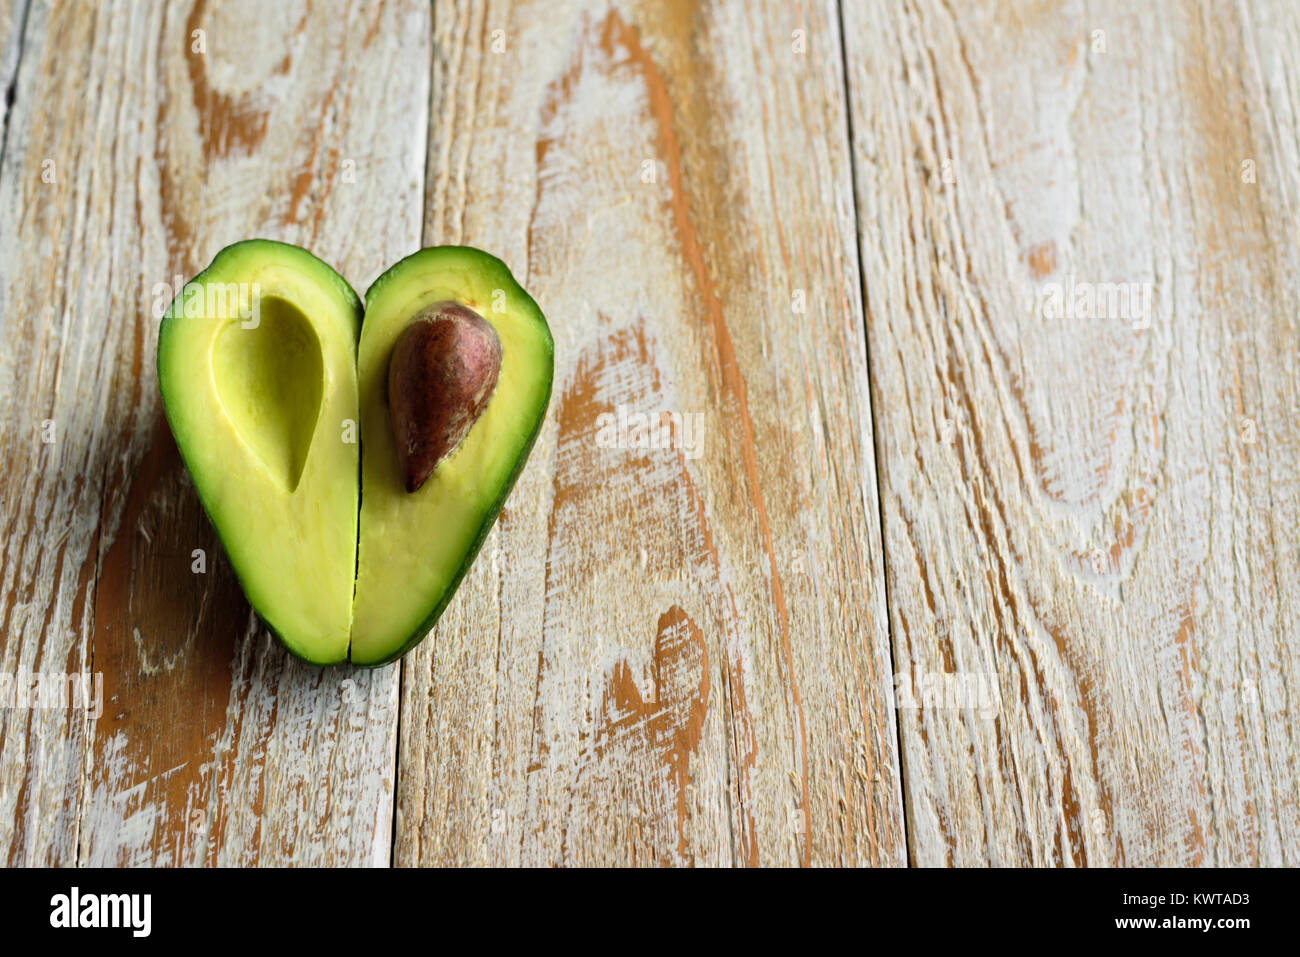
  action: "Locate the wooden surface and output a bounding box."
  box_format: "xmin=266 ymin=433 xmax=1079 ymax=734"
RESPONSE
xmin=844 ymin=0 xmax=1300 ymax=866
xmin=0 ymin=0 xmax=1295 ymax=867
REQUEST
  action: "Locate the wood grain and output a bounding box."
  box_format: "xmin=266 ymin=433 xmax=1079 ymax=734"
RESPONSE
xmin=0 ymin=0 xmax=429 ymax=865
xmin=4 ymin=0 xmax=1294 ymax=869
xmin=842 ymin=0 xmax=1300 ymax=865
xmin=0 ymin=0 xmax=27 ymax=151
xmin=396 ymin=0 xmax=905 ymax=866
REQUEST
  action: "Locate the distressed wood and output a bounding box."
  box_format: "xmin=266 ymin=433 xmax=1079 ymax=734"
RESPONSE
xmin=0 ymin=0 xmax=27 ymax=149
xmin=5 ymin=0 xmax=1293 ymax=870
xmin=396 ymin=0 xmax=905 ymax=866
xmin=843 ymin=0 xmax=1300 ymax=865
xmin=0 ymin=0 xmax=97 ymax=868
xmin=0 ymin=0 xmax=428 ymax=865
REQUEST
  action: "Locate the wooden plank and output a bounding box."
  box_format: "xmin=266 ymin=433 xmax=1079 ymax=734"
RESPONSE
xmin=842 ymin=0 xmax=1300 ymax=865
xmin=0 ymin=0 xmax=429 ymax=865
xmin=0 ymin=0 xmax=27 ymax=150
xmin=396 ymin=0 xmax=904 ymax=865
xmin=0 ymin=0 xmax=94 ymax=869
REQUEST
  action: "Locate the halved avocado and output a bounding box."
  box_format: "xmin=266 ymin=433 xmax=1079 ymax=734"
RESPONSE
xmin=350 ymin=247 xmax=553 ymax=665
xmin=157 ymin=243 xmax=551 ymax=666
xmin=157 ymin=240 xmax=361 ymax=664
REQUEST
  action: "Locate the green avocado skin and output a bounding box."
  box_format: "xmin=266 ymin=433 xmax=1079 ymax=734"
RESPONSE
xmin=157 ymin=239 xmax=363 ymax=666
xmin=351 ymin=246 xmax=555 ymax=667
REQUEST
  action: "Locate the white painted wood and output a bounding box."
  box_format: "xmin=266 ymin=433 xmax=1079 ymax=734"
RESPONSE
xmin=843 ymin=0 xmax=1300 ymax=865
xmin=0 ymin=0 xmax=428 ymax=865
xmin=0 ymin=0 xmax=27 ymax=147
xmin=0 ymin=0 xmax=96 ymax=868
xmin=396 ymin=0 xmax=905 ymax=866
xmin=5 ymin=0 xmax=1291 ymax=869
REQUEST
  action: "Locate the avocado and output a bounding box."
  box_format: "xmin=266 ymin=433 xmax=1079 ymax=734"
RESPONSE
xmin=156 ymin=242 xmax=552 ymax=666
xmin=350 ymin=247 xmax=553 ymax=665
xmin=157 ymin=240 xmax=362 ymax=664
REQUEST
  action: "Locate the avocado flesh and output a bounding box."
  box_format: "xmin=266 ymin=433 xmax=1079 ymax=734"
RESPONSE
xmin=350 ymin=247 xmax=554 ymax=665
xmin=157 ymin=240 xmax=361 ymax=664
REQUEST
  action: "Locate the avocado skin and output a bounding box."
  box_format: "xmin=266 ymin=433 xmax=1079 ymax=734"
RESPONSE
xmin=156 ymin=239 xmax=363 ymax=666
xmin=351 ymin=246 xmax=554 ymax=667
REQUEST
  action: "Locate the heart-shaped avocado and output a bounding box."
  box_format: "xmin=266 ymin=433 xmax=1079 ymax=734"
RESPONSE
xmin=157 ymin=241 xmax=554 ymax=665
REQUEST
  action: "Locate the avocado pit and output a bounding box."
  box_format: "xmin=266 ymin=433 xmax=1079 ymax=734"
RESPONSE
xmin=387 ymin=301 xmax=502 ymax=493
